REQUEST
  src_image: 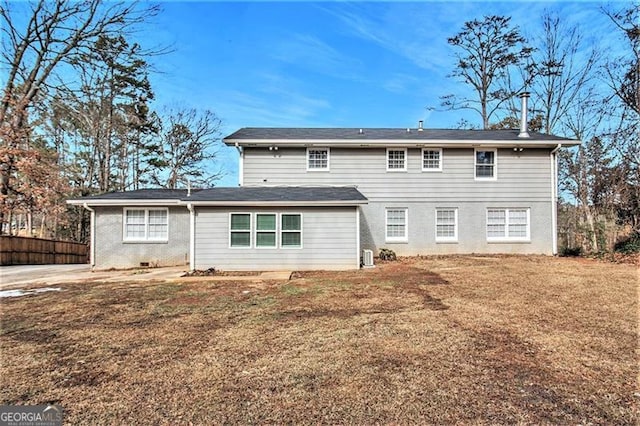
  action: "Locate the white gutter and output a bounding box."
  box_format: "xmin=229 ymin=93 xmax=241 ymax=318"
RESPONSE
xmin=187 ymin=203 xmax=195 ymax=271
xmin=176 ymin=200 xmax=368 ymax=207
xmin=550 ymin=144 xmax=562 ymax=255
xmin=82 ymin=203 xmax=96 ymax=268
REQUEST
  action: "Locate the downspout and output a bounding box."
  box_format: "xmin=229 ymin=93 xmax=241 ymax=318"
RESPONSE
xmin=187 ymin=203 xmax=195 ymax=271
xmin=235 ymin=142 xmax=244 ymax=187
xmin=550 ymin=144 xmax=562 ymax=255
xmin=82 ymin=203 xmax=95 ymax=268
xmin=355 ymin=206 xmax=361 ymax=269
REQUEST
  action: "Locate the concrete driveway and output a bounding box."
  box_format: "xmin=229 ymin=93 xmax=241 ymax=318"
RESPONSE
xmin=0 ymin=264 xmax=188 ymax=290
xmin=0 ymin=264 xmax=292 ymax=292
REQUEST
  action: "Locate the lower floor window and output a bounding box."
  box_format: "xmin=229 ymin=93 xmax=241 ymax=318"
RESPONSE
xmin=281 ymin=214 xmax=302 ymax=248
xmin=385 ymin=208 xmax=408 ymax=242
xmin=256 ymin=214 xmax=277 ymax=247
xmin=230 ymin=213 xmax=302 ymax=248
xmin=124 ymin=208 xmax=168 ymax=241
xmin=487 ymin=208 xmax=530 ymax=241
xmin=436 ymin=208 xmax=458 ymax=241
xmin=230 ymin=213 xmax=251 ymax=247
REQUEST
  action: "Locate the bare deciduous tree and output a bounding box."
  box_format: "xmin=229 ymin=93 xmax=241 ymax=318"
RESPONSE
xmin=0 ymin=0 xmax=159 ymax=233
xmin=150 ymin=108 xmax=224 ymax=189
xmin=529 ymin=12 xmax=602 ymax=136
xmin=441 ymin=15 xmax=533 ymax=129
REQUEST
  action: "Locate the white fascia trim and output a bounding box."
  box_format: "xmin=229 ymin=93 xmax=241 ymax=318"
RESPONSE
xmin=225 ymin=138 xmax=581 ymax=148
xmin=67 ymin=199 xmax=182 ymax=206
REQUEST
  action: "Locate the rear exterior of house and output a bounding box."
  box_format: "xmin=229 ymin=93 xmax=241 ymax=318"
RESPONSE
xmin=69 ymin=122 xmax=579 ymax=271
xmin=226 ymin=127 xmax=579 ymax=258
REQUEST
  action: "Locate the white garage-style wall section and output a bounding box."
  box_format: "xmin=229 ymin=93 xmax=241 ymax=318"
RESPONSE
xmin=194 ymin=206 xmax=360 ymax=271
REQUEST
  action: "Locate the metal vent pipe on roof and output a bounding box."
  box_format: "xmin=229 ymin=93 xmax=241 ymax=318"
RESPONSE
xmin=518 ymin=92 xmax=530 ymax=138
xmin=418 ymin=120 xmax=424 ymax=131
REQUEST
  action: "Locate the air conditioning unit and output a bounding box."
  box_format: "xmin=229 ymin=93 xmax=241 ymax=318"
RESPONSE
xmin=362 ymin=249 xmax=374 ymax=268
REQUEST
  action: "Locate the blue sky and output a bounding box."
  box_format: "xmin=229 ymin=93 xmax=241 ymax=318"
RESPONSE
xmin=139 ymin=1 xmax=626 ymax=186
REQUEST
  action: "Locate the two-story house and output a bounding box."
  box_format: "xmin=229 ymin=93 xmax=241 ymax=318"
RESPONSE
xmin=68 ymin=103 xmax=579 ymax=271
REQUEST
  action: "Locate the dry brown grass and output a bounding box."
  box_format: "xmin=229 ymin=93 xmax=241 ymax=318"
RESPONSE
xmin=1 ymin=256 xmax=638 ymax=424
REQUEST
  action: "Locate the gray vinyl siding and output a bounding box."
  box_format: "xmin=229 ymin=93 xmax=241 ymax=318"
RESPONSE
xmin=243 ymin=147 xmax=552 ymax=202
xmin=194 ymin=206 xmax=358 ymax=271
xmin=94 ymin=206 xmax=189 ymax=269
xmin=359 ymin=201 xmax=553 ymax=255
xmin=243 ymin=146 xmax=555 ymax=255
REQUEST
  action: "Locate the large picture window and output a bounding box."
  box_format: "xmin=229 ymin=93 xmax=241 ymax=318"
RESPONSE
xmin=124 ymin=208 xmax=168 ymax=241
xmin=435 ymin=208 xmax=458 ymax=242
xmin=385 ymin=208 xmax=408 ymax=242
xmin=487 ymin=208 xmax=530 ymax=241
xmin=475 ymin=149 xmax=497 ymax=179
xmin=228 ymin=213 xmax=303 ymax=249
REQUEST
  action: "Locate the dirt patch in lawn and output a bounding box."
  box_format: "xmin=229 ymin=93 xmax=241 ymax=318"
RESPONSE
xmin=0 ymin=255 xmax=637 ymax=424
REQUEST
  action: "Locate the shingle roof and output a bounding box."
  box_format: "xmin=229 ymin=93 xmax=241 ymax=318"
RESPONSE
xmin=68 ymin=187 xmax=367 ymax=205
xmin=75 ymin=189 xmax=192 ymax=200
xmin=224 ymin=127 xmax=575 ymax=142
xmin=185 ymin=186 xmax=367 ymax=202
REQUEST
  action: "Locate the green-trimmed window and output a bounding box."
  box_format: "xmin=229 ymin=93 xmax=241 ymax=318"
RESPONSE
xmin=230 ymin=213 xmax=251 ymax=247
xmin=256 ymin=214 xmax=276 ymax=248
xmin=281 ymin=214 xmax=302 ymax=248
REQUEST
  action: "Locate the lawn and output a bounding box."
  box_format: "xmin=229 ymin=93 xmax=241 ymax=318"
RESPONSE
xmin=0 ymin=256 xmax=637 ymax=424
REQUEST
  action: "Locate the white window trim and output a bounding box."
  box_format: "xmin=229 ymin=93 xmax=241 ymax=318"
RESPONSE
xmin=435 ymin=208 xmax=458 ymax=242
xmin=474 ymin=148 xmax=498 ymax=181
xmin=229 ymin=212 xmax=252 ymax=249
xmin=486 ymin=208 xmax=531 ymax=242
xmin=306 ymin=147 xmax=330 ymax=171
xmin=386 ymin=148 xmax=408 ymax=172
xmin=422 ymin=148 xmax=443 ymax=172
xmin=385 ymin=208 xmax=408 ymax=243
xmin=255 ymin=213 xmax=277 ymax=249
xmin=122 ymin=207 xmax=169 ymax=242
xmin=280 ymin=213 xmax=303 ymax=249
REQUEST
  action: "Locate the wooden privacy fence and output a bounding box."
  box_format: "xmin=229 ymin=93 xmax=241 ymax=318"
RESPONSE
xmin=0 ymin=236 xmax=88 ymax=266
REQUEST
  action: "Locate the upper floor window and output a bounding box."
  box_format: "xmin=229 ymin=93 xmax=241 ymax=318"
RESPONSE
xmin=387 ymin=148 xmax=407 ymax=171
xmin=475 ymin=149 xmax=497 ymax=180
xmin=385 ymin=208 xmax=408 ymax=242
xmin=124 ymin=208 xmax=168 ymax=242
xmin=307 ymin=148 xmax=329 ymax=170
xmin=486 ymin=208 xmax=530 ymax=241
xmin=422 ymin=148 xmax=442 ymax=171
